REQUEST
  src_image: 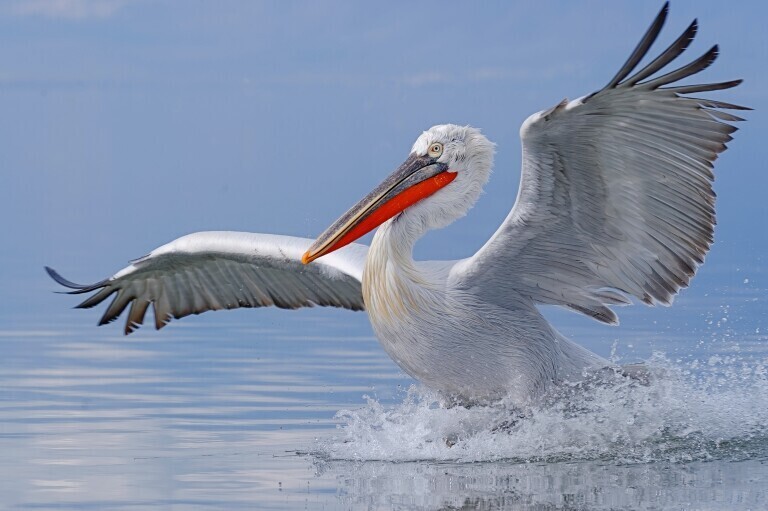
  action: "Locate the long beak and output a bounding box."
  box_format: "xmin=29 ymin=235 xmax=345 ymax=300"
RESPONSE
xmin=302 ymin=153 xmax=455 ymax=264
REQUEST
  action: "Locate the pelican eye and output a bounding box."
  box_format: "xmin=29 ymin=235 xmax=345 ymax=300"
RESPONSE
xmin=428 ymin=143 xmax=443 ymax=158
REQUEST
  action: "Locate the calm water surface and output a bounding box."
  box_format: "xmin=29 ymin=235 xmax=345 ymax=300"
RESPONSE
xmin=2 ymin=263 xmax=767 ymax=510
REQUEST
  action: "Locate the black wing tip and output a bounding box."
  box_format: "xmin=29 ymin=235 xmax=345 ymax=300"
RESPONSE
xmin=622 ymin=15 xmax=700 ymax=88
xmin=603 ymin=4 xmax=741 ymax=95
xmin=654 ymin=2 xmax=670 ymax=23
xmin=125 ymin=322 xmax=140 ymax=335
xmin=681 ymin=17 xmax=699 ymax=47
xmin=46 ymin=266 xmax=89 ymax=290
xmin=652 ymin=1 xmax=670 ymax=29
xmin=605 ymin=2 xmax=670 ymax=89
xmin=682 ymin=17 xmax=699 ymax=44
xmin=46 ymin=266 xmax=109 ymax=295
xmin=707 ymin=44 xmax=719 ymax=61
xmin=97 ymin=315 xmax=117 ymax=327
xmin=664 ymin=79 xmax=746 ymax=97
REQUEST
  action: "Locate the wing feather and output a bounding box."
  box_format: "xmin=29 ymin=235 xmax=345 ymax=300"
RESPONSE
xmin=126 ymin=297 xmax=150 ymax=335
xmin=625 ymin=19 xmax=697 ymax=86
xmin=454 ymin=6 xmax=747 ymax=324
xmin=605 ymin=2 xmax=669 ymax=89
xmin=47 ymin=231 xmax=367 ymax=334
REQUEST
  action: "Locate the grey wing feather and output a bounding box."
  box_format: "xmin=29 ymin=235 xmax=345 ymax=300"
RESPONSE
xmin=47 ymin=231 xmax=367 ymax=334
xmin=454 ymin=6 xmax=747 ymax=324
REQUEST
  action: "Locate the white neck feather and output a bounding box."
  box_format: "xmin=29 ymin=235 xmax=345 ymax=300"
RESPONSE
xmin=362 ymin=216 xmax=437 ymax=322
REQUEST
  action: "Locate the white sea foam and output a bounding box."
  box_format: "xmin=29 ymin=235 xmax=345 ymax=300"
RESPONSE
xmin=318 ymin=353 xmax=768 ymax=464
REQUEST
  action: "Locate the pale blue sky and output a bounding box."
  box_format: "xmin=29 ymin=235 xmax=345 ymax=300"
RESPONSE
xmin=1 ymin=1 xmax=764 ymax=320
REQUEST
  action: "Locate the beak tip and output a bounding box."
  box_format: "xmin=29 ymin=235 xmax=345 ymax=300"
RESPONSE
xmin=301 ymin=251 xmax=311 ymax=265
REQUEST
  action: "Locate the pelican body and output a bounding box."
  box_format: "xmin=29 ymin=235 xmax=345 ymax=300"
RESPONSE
xmin=48 ymin=4 xmax=746 ymax=406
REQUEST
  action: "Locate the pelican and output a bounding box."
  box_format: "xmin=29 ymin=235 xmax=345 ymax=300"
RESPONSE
xmin=47 ymin=4 xmax=746 ymax=406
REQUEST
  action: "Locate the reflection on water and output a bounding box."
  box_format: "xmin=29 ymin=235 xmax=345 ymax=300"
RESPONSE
xmin=325 ymin=458 xmax=768 ymax=510
xmin=1 ymin=275 xmax=767 ymax=510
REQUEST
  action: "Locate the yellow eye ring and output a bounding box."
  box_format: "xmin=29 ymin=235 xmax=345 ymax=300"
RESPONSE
xmin=428 ymin=143 xmax=443 ymax=158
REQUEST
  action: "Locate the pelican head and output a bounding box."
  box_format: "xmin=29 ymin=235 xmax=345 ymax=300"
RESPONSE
xmin=303 ymin=124 xmax=495 ymax=263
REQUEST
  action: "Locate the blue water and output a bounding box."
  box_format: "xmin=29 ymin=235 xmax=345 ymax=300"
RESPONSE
xmin=2 ymin=260 xmax=767 ymax=510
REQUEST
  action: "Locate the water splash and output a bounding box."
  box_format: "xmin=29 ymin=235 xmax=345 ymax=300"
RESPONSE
xmin=317 ymin=353 xmax=768 ymax=464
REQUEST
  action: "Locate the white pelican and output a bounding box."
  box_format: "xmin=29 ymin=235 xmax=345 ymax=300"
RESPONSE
xmin=48 ymin=4 xmax=746 ymax=406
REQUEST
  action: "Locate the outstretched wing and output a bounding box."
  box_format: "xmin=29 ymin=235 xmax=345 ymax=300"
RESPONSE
xmin=47 ymin=231 xmax=368 ymax=334
xmin=454 ymin=3 xmax=747 ymax=324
